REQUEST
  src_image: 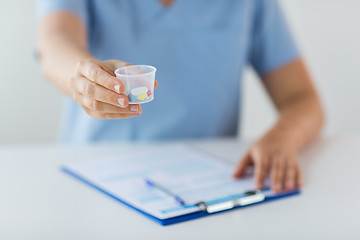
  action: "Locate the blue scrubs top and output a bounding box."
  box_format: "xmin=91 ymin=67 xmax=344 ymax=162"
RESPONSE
xmin=37 ymin=0 xmax=299 ymax=144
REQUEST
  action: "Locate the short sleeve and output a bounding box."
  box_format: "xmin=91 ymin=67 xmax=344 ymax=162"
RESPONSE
xmin=249 ymin=0 xmax=299 ymax=75
xmin=36 ymin=0 xmax=88 ymax=25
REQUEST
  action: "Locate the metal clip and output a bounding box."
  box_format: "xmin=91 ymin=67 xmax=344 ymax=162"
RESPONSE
xmin=197 ymin=190 xmax=265 ymax=213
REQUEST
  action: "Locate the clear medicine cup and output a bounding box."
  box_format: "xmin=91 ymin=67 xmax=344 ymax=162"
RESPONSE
xmin=114 ymin=65 xmax=157 ymax=104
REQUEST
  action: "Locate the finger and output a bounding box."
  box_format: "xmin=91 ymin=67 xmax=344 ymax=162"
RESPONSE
xmin=101 ymin=60 xmax=132 ymax=75
xmin=255 ymin=157 xmax=269 ymax=190
xmin=232 ymin=152 xmax=252 ymax=179
xmin=284 ymin=159 xmax=296 ymax=191
xmin=270 ymin=157 xmax=286 ymax=193
xmin=75 ymin=76 xmax=129 ymax=108
xmin=103 ymin=60 xmax=158 ymax=91
xmin=296 ymin=164 xmax=303 ymax=189
xmin=83 ymin=107 xmax=142 ymax=119
xmin=77 ymin=59 xmax=124 ymax=94
xmin=254 ymin=156 xmax=269 ymax=190
xmin=76 ymin=94 xmax=142 ymax=114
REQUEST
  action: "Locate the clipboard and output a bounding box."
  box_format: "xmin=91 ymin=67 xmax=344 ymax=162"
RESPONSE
xmin=62 ymin=145 xmax=300 ymax=226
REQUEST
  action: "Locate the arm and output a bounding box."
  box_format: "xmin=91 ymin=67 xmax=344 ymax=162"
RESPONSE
xmin=37 ymin=12 xmax=144 ymax=118
xmin=233 ymin=58 xmax=325 ymax=193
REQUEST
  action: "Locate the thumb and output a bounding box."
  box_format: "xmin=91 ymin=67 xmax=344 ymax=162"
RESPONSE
xmin=102 ymin=60 xmax=132 ymax=76
xmin=103 ymin=60 xmax=158 ymax=89
xmin=232 ymin=152 xmax=252 ymax=179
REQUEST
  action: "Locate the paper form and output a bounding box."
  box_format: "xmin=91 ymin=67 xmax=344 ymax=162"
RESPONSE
xmin=64 ymin=144 xmax=264 ymax=220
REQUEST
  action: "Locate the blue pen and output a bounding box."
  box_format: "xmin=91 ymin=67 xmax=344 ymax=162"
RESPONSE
xmin=145 ymin=178 xmax=186 ymax=206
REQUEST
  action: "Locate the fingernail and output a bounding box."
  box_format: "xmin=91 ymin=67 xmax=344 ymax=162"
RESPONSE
xmin=130 ymin=105 xmax=138 ymax=112
xmin=275 ymin=184 xmax=281 ymax=191
xmin=118 ymin=98 xmax=125 ymax=107
xmin=114 ymin=85 xmax=121 ymax=93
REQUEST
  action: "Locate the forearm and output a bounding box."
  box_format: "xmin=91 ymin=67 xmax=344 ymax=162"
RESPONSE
xmin=268 ymin=93 xmax=325 ymax=152
xmin=37 ymin=12 xmax=92 ymax=96
xmin=39 ymin=34 xmax=91 ymax=96
xmin=260 ymin=58 xmax=325 ymax=151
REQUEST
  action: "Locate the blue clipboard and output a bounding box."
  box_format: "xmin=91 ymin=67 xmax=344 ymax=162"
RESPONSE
xmin=62 ymin=167 xmax=300 ymax=226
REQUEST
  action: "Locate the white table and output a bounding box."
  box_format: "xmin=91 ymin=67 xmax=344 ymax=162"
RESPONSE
xmin=1 ymin=136 xmax=359 ymax=240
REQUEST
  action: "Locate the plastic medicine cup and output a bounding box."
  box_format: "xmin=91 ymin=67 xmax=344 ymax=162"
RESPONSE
xmin=114 ymin=65 xmax=157 ymax=104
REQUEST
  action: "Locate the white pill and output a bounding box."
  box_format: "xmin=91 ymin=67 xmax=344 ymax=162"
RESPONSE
xmin=131 ymin=87 xmax=148 ymax=96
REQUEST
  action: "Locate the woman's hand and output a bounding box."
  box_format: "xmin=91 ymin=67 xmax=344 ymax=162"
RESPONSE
xmin=233 ymin=58 xmax=324 ymax=193
xmin=70 ymin=59 xmax=143 ymax=119
xmin=232 ymin=129 xmax=302 ymax=193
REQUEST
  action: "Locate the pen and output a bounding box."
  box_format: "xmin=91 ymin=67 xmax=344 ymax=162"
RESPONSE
xmin=144 ymin=178 xmax=186 ymax=206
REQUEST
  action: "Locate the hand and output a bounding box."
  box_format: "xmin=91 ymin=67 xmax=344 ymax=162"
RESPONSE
xmin=232 ymin=130 xmax=302 ymax=193
xmin=70 ymin=59 xmax=157 ymax=119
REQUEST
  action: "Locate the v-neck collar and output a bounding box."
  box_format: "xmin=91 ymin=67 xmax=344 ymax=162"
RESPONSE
xmin=152 ymin=0 xmax=181 ymax=13
xmin=157 ymin=0 xmax=178 ymax=10
xmin=136 ymin=0 xmax=184 ymax=31
xmin=158 ymin=0 xmax=176 ymax=9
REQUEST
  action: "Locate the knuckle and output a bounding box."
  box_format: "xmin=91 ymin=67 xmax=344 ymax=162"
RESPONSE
xmin=90 ymin=112 xmax=101 ymax=119
xmin=70 ymin=76 xmax=77 ymax=88
xmin=104 ymin=113 xmax=113 ymax=119
xmin=92 ymin=100 xmax=101 ymax=111
xmin=84 ymin=82 xmax=96 ymax=97
xmin=88 ymin=99 xmax=100 ymax=111
xmin=89 ymin=67 xmax=100 ymax=81
xmin=72 ymin=92 xmax=79 ymax=102
xmin=72 ymin=90 xmax=77 ymax=100
xmin=75 ymin=61 xmax=82 ymax=70
xmin=91 ymin=114 xmax=101 ymax=119
xmin=261 ymin=159 xmax=269 ymax=169
xmin=105 ymin=77 xmax=115 ymax=88
xmin=77 ymin=58 xmax=89 ymax=70
xmin=103 ymin=91 xmax=113 ymax=102
xmin=272 ymin=158 xmax=283 ymax=168
xmin=271 ymin=169 xmax=279 ymax=179
xmin=93 ymin=113 xmax=104 ymax=119
xmin=87 ymin=110 xmax=102 ymax=119
xmin=83 ymin=107 xmax=92 ymax=116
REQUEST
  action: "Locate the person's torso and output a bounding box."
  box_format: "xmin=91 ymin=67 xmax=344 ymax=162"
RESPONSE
xmin=60 ymin=0 xmax=257 ymax=143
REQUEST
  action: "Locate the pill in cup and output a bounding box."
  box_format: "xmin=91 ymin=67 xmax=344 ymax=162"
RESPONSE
xmin=115 ymin=65 xmax=157 ymax=104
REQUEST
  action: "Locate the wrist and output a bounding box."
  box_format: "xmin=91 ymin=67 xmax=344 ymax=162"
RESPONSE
xmin=265 ymin=119 xmax=305 ymax=152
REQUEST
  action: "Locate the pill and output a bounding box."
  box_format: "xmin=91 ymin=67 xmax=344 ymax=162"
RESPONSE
xmin=147 ymin=90 xmax=151 ymax=96
xmin=137 ymin=93 xmax=148 ymax=100
xmin=131 ymin=87 xmax=148 ymax=96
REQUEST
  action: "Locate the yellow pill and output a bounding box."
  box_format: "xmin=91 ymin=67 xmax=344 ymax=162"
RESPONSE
xmin=138 ymin=93 xmax=148 ymax=100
